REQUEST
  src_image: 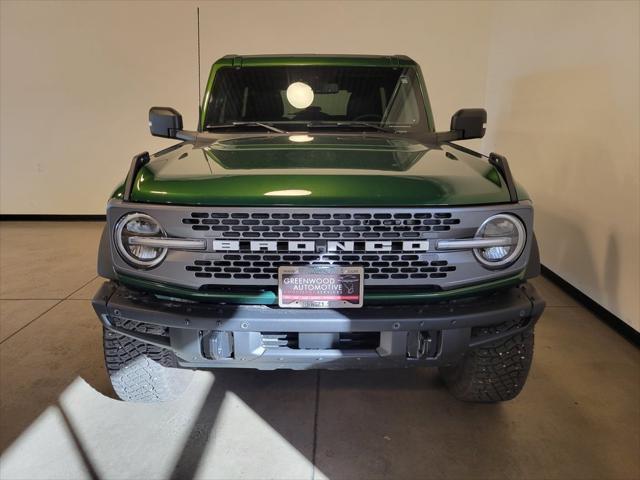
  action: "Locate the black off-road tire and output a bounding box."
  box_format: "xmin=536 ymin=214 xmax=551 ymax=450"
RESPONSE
xmin=439 ymin=320 xmax=535 ymax=402
xmin=103 ymin=323 xmax=193 ymax=403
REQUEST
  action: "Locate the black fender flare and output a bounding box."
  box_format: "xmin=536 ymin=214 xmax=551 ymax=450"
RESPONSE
xmin=524 ymin=233 xmax=541 ymax=279
xmin=97 ymin=224 xmax=116 ymax=280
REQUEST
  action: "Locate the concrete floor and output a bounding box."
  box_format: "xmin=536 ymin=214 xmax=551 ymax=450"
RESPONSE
xmin=0 ymin=221 xmax=638 ymax=480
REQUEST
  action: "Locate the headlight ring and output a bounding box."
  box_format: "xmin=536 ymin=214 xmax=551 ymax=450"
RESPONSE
xmin=114 ymin=212 xmax=168 ymax=269
xmin=473 ymin=213 xmax=526 ymax=269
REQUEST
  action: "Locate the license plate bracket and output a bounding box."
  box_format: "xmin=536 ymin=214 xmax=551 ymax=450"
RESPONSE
xmin=278 ymin=266 xmax=364 ymax=309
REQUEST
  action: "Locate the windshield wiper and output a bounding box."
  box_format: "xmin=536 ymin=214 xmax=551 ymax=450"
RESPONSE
xmin=306 ymin=121 xmax=398 ymax=134
xmin=205 ymin=122 xmax=287 ymax=133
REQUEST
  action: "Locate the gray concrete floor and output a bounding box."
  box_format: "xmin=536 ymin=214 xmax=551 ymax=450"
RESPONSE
xmin=0 ymin=221 xmax=638 ymax=480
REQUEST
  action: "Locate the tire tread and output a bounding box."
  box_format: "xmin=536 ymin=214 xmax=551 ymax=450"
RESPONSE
xmin=440 ymin=320 xmax=535 ymax=402
xmin=103 ymin=323 xmax=191 ymax=403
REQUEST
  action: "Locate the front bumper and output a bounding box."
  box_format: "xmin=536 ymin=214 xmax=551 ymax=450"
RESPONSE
xmin=92 ymin=282 xmax=545 ymax=370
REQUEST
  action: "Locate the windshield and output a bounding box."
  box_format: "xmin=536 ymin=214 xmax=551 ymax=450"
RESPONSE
xmin=203 ymin=66 xmax=428 ymax=132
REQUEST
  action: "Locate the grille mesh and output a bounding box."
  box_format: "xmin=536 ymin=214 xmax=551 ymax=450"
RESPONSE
xmin=185 ymin=253 xmax=456 ymax=281
xmin=182 ymin=211 xmax=460 ymax=238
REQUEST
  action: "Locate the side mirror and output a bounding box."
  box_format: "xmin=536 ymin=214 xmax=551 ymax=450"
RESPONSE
xmin=450 ymin=108 xmax=487 ymax=140
xmin=149 ymin=107 xmax=183 ymax=138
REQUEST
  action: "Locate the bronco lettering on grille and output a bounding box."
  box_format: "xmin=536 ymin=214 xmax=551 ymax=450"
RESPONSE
xmin=211 ymin=240 xmax=430 ymax=252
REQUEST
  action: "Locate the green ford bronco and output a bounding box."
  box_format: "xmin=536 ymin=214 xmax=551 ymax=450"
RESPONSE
xmin=93 ymin=54 xmax=545 ymax=403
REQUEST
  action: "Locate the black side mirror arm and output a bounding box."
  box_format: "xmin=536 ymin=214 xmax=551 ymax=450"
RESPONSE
xmin=433 ymin=130 xmax=463 ymax=142
xmin=175 ymin=130 xmax=198 ymax=141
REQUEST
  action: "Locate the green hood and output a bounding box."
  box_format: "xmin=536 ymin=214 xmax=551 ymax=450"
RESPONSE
xmin=125 ymin=134 xmax=521 ymax=206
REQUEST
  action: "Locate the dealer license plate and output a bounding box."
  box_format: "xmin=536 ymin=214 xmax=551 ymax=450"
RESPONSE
xmin=278 ymin=266 xmax=364 ymax=309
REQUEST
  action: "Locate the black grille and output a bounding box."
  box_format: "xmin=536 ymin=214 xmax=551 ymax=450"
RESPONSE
xmin=182 ymin=211 xmax=460 ymax=238
xmin=185 ymin=253 xmax=456 ymax=281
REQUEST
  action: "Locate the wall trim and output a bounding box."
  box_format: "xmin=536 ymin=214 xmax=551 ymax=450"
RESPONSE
xmin=0 ymin=214 xmax=106 ymax=221
xmin=541 ymin=265 xmax=639 ymax=347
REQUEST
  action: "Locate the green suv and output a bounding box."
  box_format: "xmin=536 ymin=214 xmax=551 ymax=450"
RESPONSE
xmin=93 ymin=54 xmax=545 ymax=403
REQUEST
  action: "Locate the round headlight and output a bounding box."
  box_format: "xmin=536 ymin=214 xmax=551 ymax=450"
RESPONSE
xmin=473 ymin=214 xmax=526 ymax=268
xmin=115 ymin=213 xmax=167 ymax=268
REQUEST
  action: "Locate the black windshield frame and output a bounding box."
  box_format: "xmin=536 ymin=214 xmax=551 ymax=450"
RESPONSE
xmin=203 ymin=66 xmax=430 ymax=134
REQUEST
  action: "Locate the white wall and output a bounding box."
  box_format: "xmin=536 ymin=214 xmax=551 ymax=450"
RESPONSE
xmin=0 ymin=0 xmax=199 ymax=214
xmin=482 ymin=1 xmax=640 ymax=330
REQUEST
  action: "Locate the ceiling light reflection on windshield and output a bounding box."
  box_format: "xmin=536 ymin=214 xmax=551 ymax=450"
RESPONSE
xmin=264 ymin=189 xmax=312 ymax=197
xmin=286 ymin=82 xmax=314 ymax=109
xmin=288 ymin=135 xmax=314 ymax=143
